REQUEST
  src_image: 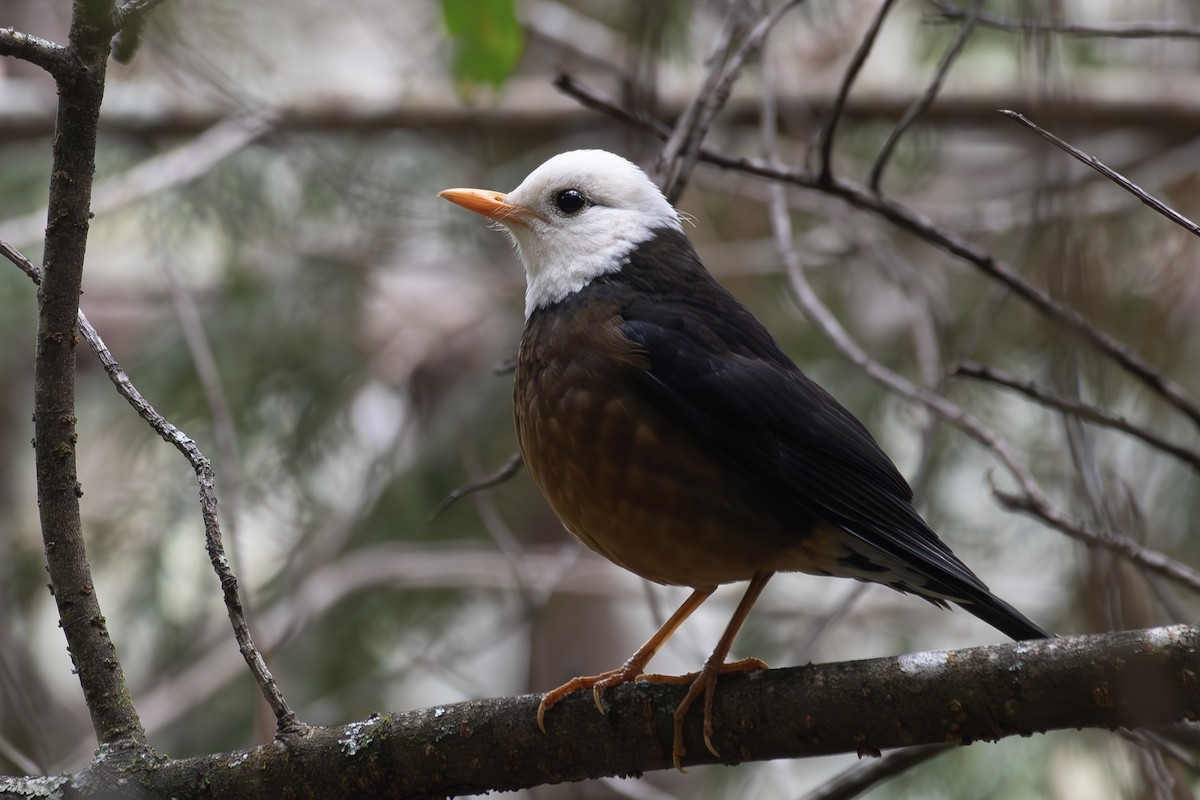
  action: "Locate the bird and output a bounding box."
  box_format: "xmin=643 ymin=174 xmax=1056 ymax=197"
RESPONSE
xmin=438 ymin=149 xmax=1048 ymax=770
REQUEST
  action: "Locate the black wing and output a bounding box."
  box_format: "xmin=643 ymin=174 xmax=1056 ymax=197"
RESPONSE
xmin=607 ymin=230 xmax=1046 ymax=639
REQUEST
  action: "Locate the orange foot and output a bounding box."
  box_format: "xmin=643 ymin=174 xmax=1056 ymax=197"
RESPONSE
xmin=644 ymin=657 xmax=768 ymax=772
xmin=536 ymin=661 xmax=648 ymax=732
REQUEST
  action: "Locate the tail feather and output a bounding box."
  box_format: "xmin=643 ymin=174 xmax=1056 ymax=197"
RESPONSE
xmin=956 ymin=591 xmax=1049 ymax=641
xmin=820 ymin=520 xmax=1049 ymax=640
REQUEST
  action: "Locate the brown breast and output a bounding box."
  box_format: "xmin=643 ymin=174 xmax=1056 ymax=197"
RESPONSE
xmin=514 ymin=290 xmax=808 ymax=588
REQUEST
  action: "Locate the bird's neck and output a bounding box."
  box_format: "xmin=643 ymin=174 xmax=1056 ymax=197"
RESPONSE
xmin=521 ymin=224 xmax=690 ymax=319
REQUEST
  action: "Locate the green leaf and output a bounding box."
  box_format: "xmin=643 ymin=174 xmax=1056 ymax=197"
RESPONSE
xmin=441 ymin=0 xmax=524 ymax=90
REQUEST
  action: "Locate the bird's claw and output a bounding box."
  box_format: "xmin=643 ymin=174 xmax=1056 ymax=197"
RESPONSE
xmin=536 ymin=662 xmax=649 ymax=733
xmin=669 ymin=656 xmax=769 ymax=772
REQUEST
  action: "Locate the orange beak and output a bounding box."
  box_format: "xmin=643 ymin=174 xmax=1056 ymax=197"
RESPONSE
xmin=437 ymin=188 xmax=541 ymax=226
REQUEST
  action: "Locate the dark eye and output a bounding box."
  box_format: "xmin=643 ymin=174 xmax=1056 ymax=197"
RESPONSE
xmin=554 ymin=188 xmax=588 ymax=215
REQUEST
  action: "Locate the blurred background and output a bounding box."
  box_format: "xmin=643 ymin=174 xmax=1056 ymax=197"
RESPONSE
xmin=2 ymin=0 xmax=1200 ymax=797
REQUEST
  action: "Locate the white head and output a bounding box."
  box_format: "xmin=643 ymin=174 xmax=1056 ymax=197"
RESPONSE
xmin=439 ymin=150 xmax=683 ymax=317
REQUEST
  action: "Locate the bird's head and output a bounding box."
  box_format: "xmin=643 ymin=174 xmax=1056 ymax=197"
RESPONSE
xmin=439 ymin=150 xmax=683 ymax=317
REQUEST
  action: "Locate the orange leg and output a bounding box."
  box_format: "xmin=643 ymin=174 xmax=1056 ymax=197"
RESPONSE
xmin=669 ymin=571 xmax=773 ymax=771
xmin=536 ymin=585 xmax=716 ymax=732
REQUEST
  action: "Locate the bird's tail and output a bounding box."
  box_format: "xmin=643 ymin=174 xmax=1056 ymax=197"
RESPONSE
xmin=826 ymin=519 xmax=1050 ymax=640
xmin=955 ymin=589 xmax=1049 ymax=641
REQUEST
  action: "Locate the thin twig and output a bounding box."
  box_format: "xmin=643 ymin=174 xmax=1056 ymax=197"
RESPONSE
xmin=928 ymin=0 xmax=1200 ymax=40
xmin=655 ymin=6 xmax=747 ymax=201
xmin=464 ymin=450 xmax=539 ymax=606
xmin=111 ymin=0 xmax=171 ymax=65
xmin=2 ymin=239 xmax=302 ymax=735
xmin=952 ymin=360 xmax=1200 ymax=475
xmin=428 ymin=452 xmax=524 ymax=521
xmin=162 ymin=258 xmax=247 ymax=578
xmin=113 ymin=0 xmax=172 ymax=29
xmin=796 ymin=744 xmax=954 ymax=800
xmin=991 ymin=484 xmax=1200 ymax=594
xmin=0 ymin=241 xmax=40 ymax=283
xmin=1057 ymin=353 xmax=1137 ymax=633
xmin=0 ymin=27 xmax=73 ymax=79
xmin=553 ymin=74 xmax=1200 ymax=431
xmin=869 ymin=0 xmax=982 ymax=191
xmin=82 ymin=320 xmax=302 ymax=733
xmin=656 ymin=0 xmax=808 ymax=202
xmin=999 ymin=109 xmax=1200 ymax=238
xmin=817 ymin=0 xmax=900 ymax=183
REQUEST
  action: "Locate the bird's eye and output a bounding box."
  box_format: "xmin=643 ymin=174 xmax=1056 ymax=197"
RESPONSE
xmin=553 ymin=188 xmax=588 ymax=215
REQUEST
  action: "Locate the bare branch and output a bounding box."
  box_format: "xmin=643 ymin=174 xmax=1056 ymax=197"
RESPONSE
xmin=797 ymin=744 xmax=954 ymax=800
xmin=765 ymin=80 xmax=1058 ymax=593
xmin=654 ymin=7 xmax=747 ymax=202
xmin=3 ymin=239 xmax=301 ymax=736
xmin=656 ymin=0 xmax=809 ymax=202
xmin=952 ymin=361 xmax=1200 ymax=476
xmin=817 ymin=0 xmax=901 ymax=183
xmin=29 ymin=0 xmax=144 ymax=754
xmin=429 ymin=452 xmax=524 ymax=521
xmin=812 ymin=177 xmax=1200 ymax=431
xmin=992 ymin=484 xmax=1200 ymax=594
xmin=83 ymin=313 xmax=302 ymax=734
xmin=113 ymin=0 xmax=171 ymax=29
xmin=0 ymin=28 xmax=72 ymax=79
xmin=999 ymin=109 xmax=1200 ymax=238
xmin=162 ymin=259 xmax=246 ymax=580
xmin=869 ymin=0 xmax=982 ymax=191
xmin=928 ymin=1 xmax=1200 ymax=40
xmin=0 ymin=241 xmax=40 ymax=283
xmin=9 ymin=625 xmax=1199 ymax=797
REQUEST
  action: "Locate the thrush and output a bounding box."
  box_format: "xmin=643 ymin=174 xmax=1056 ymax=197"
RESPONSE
xmin=439 ymin=150 xmax=1047 ymax=770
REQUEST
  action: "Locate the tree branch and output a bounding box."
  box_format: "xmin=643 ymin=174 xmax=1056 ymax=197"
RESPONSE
xmin=113 ymin=0 xmax=172 ymax=29
xmin=428 ymin=452 xmax=524 ymax=521
xmin=656 ymin=0 xmax=808 ymax=202
xmin=812 ymin=176 xmax=1200 ymax=431
xmin=797 ymin=744 xmax=954 ymax=800
xmin=111 ymin=0 xmax=171 ymax=64
xmin=990 ymin=485 xmax=1200 ymax=593
xmin=4 ymin=239 xmax=302 ymax=736
xmin=1 ymin=625 xmax=1196 ymax=798
xmin=952 ymin=360 xmax=1200 ymax=476
xmin=817 ymin=0 xmax=900 ymax=183
xmin=869 ymin=0 xmax=981 ymax=191
xmin=999 ymin=109 xmax=1200 ymax=238
xmin=31 ymin=0 xmax=147 ymax=754
xmin=0 ymin=28 xmax=73 ymax=79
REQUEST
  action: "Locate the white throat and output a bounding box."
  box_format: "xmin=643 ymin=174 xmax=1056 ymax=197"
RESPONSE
xmin=510 ymin=219 xmax=675 ymax=317
xmin=489 ymin=150 xmax=684 ymax=318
